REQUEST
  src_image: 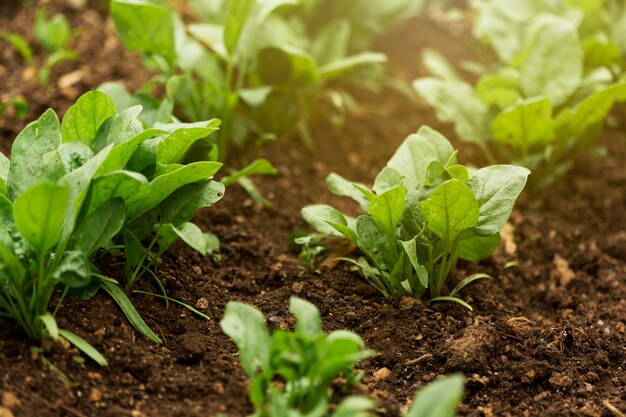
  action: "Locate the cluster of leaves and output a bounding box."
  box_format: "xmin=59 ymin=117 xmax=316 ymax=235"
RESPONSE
xmin=414 ymin=0 xmax=626 ymax=190
xmin=0 ymin=89 xmax=225 ymax=355
xmin=108 ymin=0 xmax=421 ymax=159
xmin=0 ymin=10 xmax=77 ymax=85
xmin=302 ymin=127 xmax=529 ymax=309
xmin=221 ymin=296 xmax=464 ymax=417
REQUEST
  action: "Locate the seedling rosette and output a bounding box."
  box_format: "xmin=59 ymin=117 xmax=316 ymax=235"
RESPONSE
xmin=302 ymin=127 xmax=529 ymax=310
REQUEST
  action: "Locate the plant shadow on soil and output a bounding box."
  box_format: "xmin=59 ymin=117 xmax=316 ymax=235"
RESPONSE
xmin=0 ymin=2 xmax=625 ymax=417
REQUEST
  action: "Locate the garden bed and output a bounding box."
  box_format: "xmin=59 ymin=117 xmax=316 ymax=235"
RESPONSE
xmin=0 ymin=2 xmax=625 ymax=417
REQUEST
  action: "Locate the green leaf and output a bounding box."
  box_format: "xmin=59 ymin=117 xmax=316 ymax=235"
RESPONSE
xmin=491 ymin=98 xmax=554 ymax=149
xmin=61 ymin=91 xmax=116 ymax=146
xmin=86 ymin=171 xmax=149 ymax=219
xmin=466 ymin=165 xmax=529 ymax=235
xmin=519 ymin=15 xmax=583 ymax=106
xmin=73 ymin=199 xmax=126 ymax=257
xmin=401 ymin=238 xmax=428 ymax=288
xmin=386 ymin=127 xmax=456 ymax=190
xmin=406 ymin=374 xmax=464 ymax=417
xmin=95 ymin=129 xmax=165 ymax=177
xmin=373 ymin=167 xmax=403 ymax=195
xmin=54 ymin=251 xmax=91 ymax=288
xmin=221 ymin=159 xmax=277 ymax=187
xmin=93 ymin=105 xmax=143 ymax=151
xmin=35 ymin=10 xmax=73 ymax=52
xmin=369 ymin=186 xmax=405 ymax=237
xmin=101 ymin=280 xmax=162 ymax=344
xmin=161 ymin=181 xmax=225 ymax=226
xmin=319 ymin=52 xmax=387 ymax=80
xmin=156 ymin=122 xmax=220 ymax=165
xmin=7 ymin=109 xmax=66 ymax=200
xmin=421 ymin=180 xmax=479 ymax=245
xmin=429 ymin=296 xmax=473 ymax=311
xmin=157 ymin=222 xmax=208 ymax=255
xmin=38 ymin=313 xmax=59 ymax=340
xmin=449 ymin=273 xmax=492 ymax=297
xmin=0 ymin=32 xmax=33 ymax=65
xmin=332 ymin=396 xmax=375 ymax=417
xmin=224 ymin=0 xmax=255 ymax=56
xmin=131 ymin=161 xmax=222 ymax=217
xmin=325 ymin=173 xmax=370 ymax=211
xmin=476 ymin=69 xmax=521 ymax=108
xmin=58 ymin=329 xmax=108 ymax=366
xmin=13 ymin=183 xmax=69 ymax=253
xmin=456 ymin=232 xmax=501 ymax=261
xmin=413 ymin=78 xmax=489 ymax=146
xmin=356 ymin=215 xmax=397 ymax=271
xmin=111 ymin=0 xmax=177 ymax=65
xmin=289 ymin=297 xmax=323 ymax=339
xmin=220 ymin=301 xmax=271 ymax=377
xmin=301 ymin=204 xmax=353 ymax=238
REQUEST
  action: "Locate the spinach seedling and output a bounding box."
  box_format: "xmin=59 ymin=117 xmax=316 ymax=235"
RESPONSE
xmin=302 ymin=127 xmax=529 ymax=310
xmin=221 ymin=297 xmax=374 ymax=416
xmin=0 ymin=9 xmax=77 ymax=86
xmin=414 ymin=0 xmax=626 ymax=190
xmin=406 ymin=374 xmax=464 ymax=417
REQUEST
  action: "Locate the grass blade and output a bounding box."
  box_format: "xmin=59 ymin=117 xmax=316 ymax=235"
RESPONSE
xmin=134 ymin=290 xmax=211 ymax=320
xmin=429 ymin=296 xmax=473 ymax=311
xmin=449 ymin=273 xmax=492 ymax=297
xmin=58 ymin=329 xmax=108 ymax=366
xmin=101 ymin=280 xmax=162 ymax=344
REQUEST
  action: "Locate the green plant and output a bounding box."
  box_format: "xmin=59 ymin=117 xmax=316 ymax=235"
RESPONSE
xmin=0 ymin=9 xmax=77 ymax=86
xmin=0 ymin=89 xmax=226 ymax=348
xmin=107 ymin=0 xmax=402 ymax=159
xmin=414 ymin=0 xmax=626 ymax=190
xmin=0 ymin=97 xmax=28 ymax=120
xmin=301 ymin=127 xmax=529 ymax=309
xmin=406 ymin=374 xmax=464 ymax=417
xmin=221 ymin=297 xmax=374 ymax=416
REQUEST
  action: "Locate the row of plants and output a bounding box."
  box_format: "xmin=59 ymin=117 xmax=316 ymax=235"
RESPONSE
xmin=1 ymin=0 xmax=625 ymax=414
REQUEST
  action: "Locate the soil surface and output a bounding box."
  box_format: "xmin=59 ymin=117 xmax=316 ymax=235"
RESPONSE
xmin=1 ymin=2 xmax=625 ymax=417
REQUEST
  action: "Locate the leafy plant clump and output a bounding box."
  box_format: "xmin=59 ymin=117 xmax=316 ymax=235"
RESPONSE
xmin=107 ymin=0 xmax=421 ymax=158
xmin=222 ymin=297 xmax=465 ymax=416
xmin=221 ymin=297 xmax=374 ymax=416
xmin=0 ymin=9 xmax=77 ymax=86
xmin=302 ymin=127 xmax=529 ymax=309
xmin=0 ymin=89 xmax=225 ymax=351
xmin=414 ymin=0 xmax=626 ymax=190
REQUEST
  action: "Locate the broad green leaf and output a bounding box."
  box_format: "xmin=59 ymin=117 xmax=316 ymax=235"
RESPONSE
xmin=457 ymin=232 xmax=501 ymax=261
xmin=356 ymin=215 xmax=397 ymax=271
xmin=289 ymin=297 xmax=322 ymax=339
xmin=476 ymin=69 xmax=521 ymax=108
xmin=421 ymin=48 xmax=462 ymax=82
xmin=221 ymin=301 xmax=271 ymax=377
xmin=13 ymin=183 xmax=69 ymax=253
xmin=8 ymin=109 xmax=66 ymax=199
xmin=87 ymin=171 xmax=149 ymax=219
xmin=35 ymin=10 xmax=73 ymax=52
xmin=54 ymin=251 xmax=91 ymax=288
xmin=413 ymin=78 xmax=489 ymax=146
xmin=387 ymin=127 xmax=456 ymax=190
xmin=157 ymin=222 xmax=208 ymax=255
xmin=61 ymin=91 xmax=116 ymax=146
xmin=58 ymin=142 xmax=94 ymax=172
xmin=311 ymin=19 xmax=351 ymax=65
xmin=301 ymin=204 xmax=354 ymax=238
xmin=111 ymin=0 xmax=177 ymax=65
xmin=156 ymin=123 xmax=219 ymax=165
xmin=466 ymin=165 xmax=529 ymax=235
xmin=406 ymin=374 xmax=464 ymax=417
xmin=325 ymin=173 xmax=370 ymax=211
xmin=95 ymin=129 xmax=166 ymax=177
xmin=161 ymin=180 xmax=225 ymax=226
xmin=421 ymin=180 xmax=479 ymax=245
xmin=73 ymin=199 xmax=126 ymax=257
xmin=519 ymin=15 xmax=583 ymax=106
xmin=0 ymin=32 xmax=33 ymax=65
xmin=93 ymin=105 xmax=143 ymax=151
xmin=221 ymin=159 xmax=277 ymax=186
xmin=130 ymin=161 xmax=222 ymax=217
xmin=224 ymin=0 xmax=255 ymax=56
xmin=319 ymin=52 xmax=387 ymax=80
xmin=101 ymin=280 xmax=162 ymax=344
xmin=257 ymin=46 xmax=319 ymax=87
xmin=332 ymin=396 xmax=375 ymax=417
xmin=369 ymin=186 xmax=405 ymax=237
xmin=59 ymin=146 xmax=114 ymax=244
xmin=58 ymin=329 xmax=108 ymax=366
xmin=491 ymin=97 xmax=554 ymax=149
xmin=373 ymin=167 xmax=403 ymax=195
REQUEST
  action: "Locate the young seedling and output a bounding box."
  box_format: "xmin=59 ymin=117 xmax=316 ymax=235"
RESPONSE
xmin=0 ymin=9 xmax=77 ymax=86
xmin=414 ymin=0 xmax=626 ymax=190
xmin=302 ymin=126 xmax=529 ymax=310
xmin=221 ymin=297 xmax=374 ymax=416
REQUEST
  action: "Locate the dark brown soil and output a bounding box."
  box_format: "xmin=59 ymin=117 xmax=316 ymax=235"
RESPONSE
xmin=1 ymin=2 xmax=625 ymax=417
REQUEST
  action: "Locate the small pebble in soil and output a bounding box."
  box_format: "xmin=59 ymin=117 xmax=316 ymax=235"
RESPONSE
xmin=372 ymin=367 xmax=392 ymax=381
xmin=195 ymin=297 xmax=209 ymax=310
xmin=0 ymin=407 xmax=15 ymax=417
xmin=1 ymin=392 xmax=20 ymax=409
